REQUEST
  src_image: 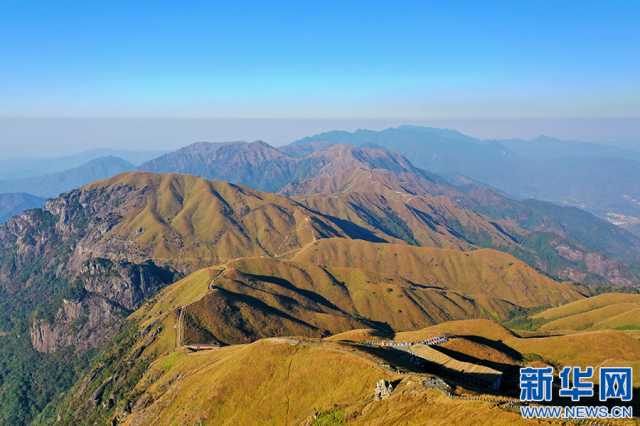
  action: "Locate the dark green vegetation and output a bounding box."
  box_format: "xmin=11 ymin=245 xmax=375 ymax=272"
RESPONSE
xmin=35 ymin=322 xmax=147 ymax=426
xmin=312 ymin=408 xmax=346 ymax=426
xmin=0 ymin=335 xmax=90 ymax=425
xmin=0 ymin=186 xmax=179 ymax=424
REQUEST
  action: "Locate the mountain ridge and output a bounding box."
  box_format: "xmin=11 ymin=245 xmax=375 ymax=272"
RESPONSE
xmin=0 ymin=156 xmax=135 ymax=198
xmin=2 ymin=131 xmax=640 ymax=424
xmin=288 ymin=125 xmax=640 ymax=233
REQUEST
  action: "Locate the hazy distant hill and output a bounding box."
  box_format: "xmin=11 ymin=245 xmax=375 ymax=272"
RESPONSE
xmin=0 ymin=193 xmax=44 ymax=223
xmin=0 ymin=156 xmax=135 ymax=198
xmin=286 ymin=126 xmax=510 ymax=174
xmin=139 ymin=141 xmax=304 ymax=192
xmin=0 ymin=149 xmax=165 ymax=180
xmin=138 ymin=140 xmax=445 ymax=193
xmin=288 ymin=126 xmax=640 ymax=230
xmin=498 ymin=135 xmax=640 ymax=161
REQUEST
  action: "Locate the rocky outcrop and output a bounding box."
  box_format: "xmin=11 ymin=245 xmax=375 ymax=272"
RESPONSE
xmin=30 ymin=297 xmax=125 ymax=354
xmin=374 ymin=379 xmax=395 ymax=400
xmin=553 ymin=241 xmax=637 ymax=286
xmin=1 ymin=183 xmax=179 ymax=354
xmin=1 ymin=172 xmax=352 ymax=355
xmin=80 ymin=258 xmax=178 ymax=311
xmin=28 ymin=256 xmax=178 ymax=353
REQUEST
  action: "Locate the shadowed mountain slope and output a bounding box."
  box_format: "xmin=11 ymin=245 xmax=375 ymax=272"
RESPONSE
xmin=139 ymin=139 xmax=640 ymax=287
xmin=1 ymin=171 xmax=364 ymax=352
xmin=288 ymin=125 xmax=640 ymax=237
xmin=283 ymin=151 xmax=640 ymax=287
xmin=125 ymin=237 xmax=584 ymax=351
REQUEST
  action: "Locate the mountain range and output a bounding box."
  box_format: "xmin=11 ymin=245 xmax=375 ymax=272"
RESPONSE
xmin=0 ymin=149 xmax=164 ymax=180
xmin=139 ymin=140 xmax=640 ymax=288
xmin=4 ymin=125 xmax=639 ymax=236
xmin=1 ymin=126 xmax=639 ymax=424
xmin=289 ymin=126 xmax=640 ymax=236
xmin=0 ymin=156 xmax=135 ymax=199
xmin=0 ymin=150 xmax=165 ymax=223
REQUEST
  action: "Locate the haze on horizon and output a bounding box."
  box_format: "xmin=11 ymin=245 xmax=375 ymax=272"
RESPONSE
xmin=1 ymin=1 xmax=639 ymax=156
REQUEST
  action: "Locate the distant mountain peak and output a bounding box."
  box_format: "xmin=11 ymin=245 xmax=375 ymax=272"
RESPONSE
xmin=0 ymin=155 xmax=135 ymax=198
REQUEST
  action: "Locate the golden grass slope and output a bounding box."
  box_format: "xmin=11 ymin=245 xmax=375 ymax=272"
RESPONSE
xmin=115 ymin=330 xmax=638 ymax=426
xmin=124 ymin=339 xmax=394 ymax=426
xmin=396 ymin=319 xmax=640 ymax=386
xmin=531 ymin=292 xmax=640 ymax=331
xmin=83 ymin=172 xmax=354 ymax=270
xmin=292 ymin=238 xmax=583 ymax=311
xmin=296 ymin=187 xmax=520 ymax=250
xmin=59 ymin=312 xmax=638 ymax=424
xmin=131 ymin=238 xmax=584 ymax=347
xmin=123 ymin=338 xmax=536 ymax=426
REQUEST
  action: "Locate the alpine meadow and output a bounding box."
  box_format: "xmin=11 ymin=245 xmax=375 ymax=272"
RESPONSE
xmin=1 ymin=2 xmax=639 ymax=425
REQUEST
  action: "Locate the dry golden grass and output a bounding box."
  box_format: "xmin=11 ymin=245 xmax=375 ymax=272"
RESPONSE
xmin=324 ymin=328 xmax=392 ymax=342
xmin=121 ymin=338 xmax=562 ymax=426
xmin=627 ymin=330 xmax=640 ymax=341
xmin=532 ymin=293 xmax=640 ymax=332
xmin=110 ymin=308 xmax=640 ymax=425
xmin=510 ymin=330 xmax=640 ymax=373
xmin=293 ymin=239 xmax=583 ymax=312
xmin=51 ymin=172 xmax=638 ymax=424
xmin=410 ymin=344 xmax=501 ymax=376
xmin=394 ymin=319 xmax=516 ymax=342
xmin=132 ymin=238 xmax=584 ymax=348
xmin=540 ymin=304 xmax=640 ymax=331
xmin=291 ymin=167 xmax=525 ymax=252
xmin=85 ymin=172 xmax=347 ymax=270
xmin=348 ymin=383 xmax=536 ymax=426
xmin=132 ymin=266 xmax=219 ymax=324
xmin=120 ymin=334 xmax=636 ymax=426
xmin=396 ymin=319 xmax=640 ymax=386
xmin=441 ymin=337 xmax=520 ymax=365
xmin=533 ymin=293 xmax=640 ymax=321
xmin=124 ymin=339 xmax=399 ymax=426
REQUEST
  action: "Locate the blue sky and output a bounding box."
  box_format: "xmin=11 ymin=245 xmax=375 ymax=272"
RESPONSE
xmin=1 ymin=1 xmax=639 ymax=119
